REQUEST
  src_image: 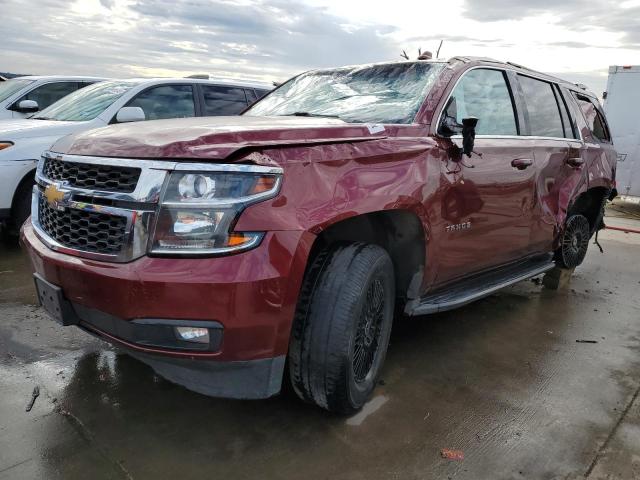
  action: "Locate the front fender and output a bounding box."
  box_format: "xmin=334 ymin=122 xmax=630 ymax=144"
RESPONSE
xmin=0 ymin=135 xmax=63 ymax=210
xmin=236 ymin=138 xmax=438 ymax=236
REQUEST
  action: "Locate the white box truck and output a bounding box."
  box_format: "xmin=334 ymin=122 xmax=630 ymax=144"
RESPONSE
xmin=604 ymin=65 xmax=640 ymax=198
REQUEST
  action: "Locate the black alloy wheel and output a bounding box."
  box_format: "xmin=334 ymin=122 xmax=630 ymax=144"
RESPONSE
xmin=556 ymin=214 xmax=590 ymax=268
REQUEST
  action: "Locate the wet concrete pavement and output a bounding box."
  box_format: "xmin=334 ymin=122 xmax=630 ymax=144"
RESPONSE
xmin=1 ymin=205 xmax=639 ymax=480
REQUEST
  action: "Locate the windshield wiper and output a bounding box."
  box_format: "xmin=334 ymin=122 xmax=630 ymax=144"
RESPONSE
xmin=31 ymin=116 xmax=54 ymax=120
xmin=287 ymin=111 xmax=342 ymax=119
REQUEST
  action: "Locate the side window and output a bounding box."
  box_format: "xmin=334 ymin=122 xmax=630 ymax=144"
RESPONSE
xmin=201 ymin=86 xmax=248 ymax=116
xmin=21 ymin=82 xmax=78 ymax=110
xmin=444 ymin=69 xmax=518 ymax=135
xmin=518 ymin=75 xmax=564 ymax=138
xmin=554 ymin=85 xmax=577 ymax=139
xmin=254 ymin=89 xmax=270 ymax=99
xmin=126 ymin=85 xmax=195 ymax=121
xmin=572 ymin=93 xmax=611 ymax=143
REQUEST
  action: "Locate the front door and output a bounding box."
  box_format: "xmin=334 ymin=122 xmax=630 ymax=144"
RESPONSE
xmin=434 ymin=68 xmax=537 ymax=285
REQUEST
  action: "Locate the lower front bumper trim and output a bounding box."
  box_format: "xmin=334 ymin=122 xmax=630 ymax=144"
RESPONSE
xmin=130 ymin=352 xmax=286 ymax=400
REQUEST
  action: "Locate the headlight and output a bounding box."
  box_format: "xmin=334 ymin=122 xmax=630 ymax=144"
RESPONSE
xmin=150 ymin=169 xmax=281 ymax=255
xmin=0 ymin=142 xmax=13 ymax=151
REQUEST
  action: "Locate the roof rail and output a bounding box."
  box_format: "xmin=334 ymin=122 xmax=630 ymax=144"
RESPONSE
xmin=506 ymin=61 xmax=531 ymax=70
xmin=447 ymin=56 xmax=471 ymax=63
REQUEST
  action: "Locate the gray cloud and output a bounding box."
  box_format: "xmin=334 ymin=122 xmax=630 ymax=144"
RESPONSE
xmin=0 ymin=0 xmax=400 ymax=83
xmin=462 ymin=0 xmax=640 ymax=48
xmin=406 ymin=34 xmax=514 ymax=50
xmin=462 ymin=0 xmax=584 ymax=22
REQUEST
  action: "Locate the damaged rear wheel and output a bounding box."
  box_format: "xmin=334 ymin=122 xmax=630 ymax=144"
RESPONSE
xmin=556 ymin=214 xmax=590 ymax=268
xmin=288 ymin=243 xmax=395 ymax=414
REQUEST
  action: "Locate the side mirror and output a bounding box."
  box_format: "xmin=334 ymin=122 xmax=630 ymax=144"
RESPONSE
xmin=15 ymin=99 xmax=39 ymax=113
xmin=116 ymin=107 xmax=146 ymax=123
xmin=461 ymin=117 xmax=478 ymax=157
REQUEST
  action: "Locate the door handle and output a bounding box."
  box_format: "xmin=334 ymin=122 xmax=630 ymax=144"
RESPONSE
xmin=566 ymin=157 xmax=585 ymax=168
xmin=511 ymin=158 xmax=533 ymax=170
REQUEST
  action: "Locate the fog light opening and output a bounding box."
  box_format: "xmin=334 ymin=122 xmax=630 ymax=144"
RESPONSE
xmin=174 ymin=326 xmax=210 ymax=344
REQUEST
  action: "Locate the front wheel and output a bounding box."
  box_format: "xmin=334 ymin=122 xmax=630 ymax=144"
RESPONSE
xmin=288 ymin=243 xmax=395 ymax=414
xmin=10 ymin=174 xmax=35 ymax=235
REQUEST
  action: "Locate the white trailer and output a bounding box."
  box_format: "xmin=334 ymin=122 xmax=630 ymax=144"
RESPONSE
xmin=604 ymin=65 xmax=640 ymax=198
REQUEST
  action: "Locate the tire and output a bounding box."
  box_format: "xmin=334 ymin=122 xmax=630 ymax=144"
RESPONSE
xmin=11 ymin=174 xmax=35 ymax=234
xmin=288 ymin=243 xmax=395 ymax=414
xmin=555 ymin=214 xmax=590 ymax=268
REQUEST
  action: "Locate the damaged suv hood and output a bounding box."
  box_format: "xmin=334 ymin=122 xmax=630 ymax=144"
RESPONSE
xmin=51 ymin=116 xmax=389 ymax=161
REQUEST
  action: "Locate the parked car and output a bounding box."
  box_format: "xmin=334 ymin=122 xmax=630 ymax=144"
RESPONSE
xmin=0 ymin=77 xmax=271 ymax=232
xmin=0 ymin=76 xmax=105 ymax=120
xmin=21 ymin=57 xmax=616 ymax=413
xmin=604 ymin=65 xmax=640 ymax=198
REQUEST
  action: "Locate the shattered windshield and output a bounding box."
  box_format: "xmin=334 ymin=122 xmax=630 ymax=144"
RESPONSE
xmin=33 ymin=80 xmax=138 ymax=122
xmin=245 ymin=62 xmax=445 ymax=124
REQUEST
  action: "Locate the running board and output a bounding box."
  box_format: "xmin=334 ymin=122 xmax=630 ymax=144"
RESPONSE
xmin=406 ymin=255 xmax=555 ymax=316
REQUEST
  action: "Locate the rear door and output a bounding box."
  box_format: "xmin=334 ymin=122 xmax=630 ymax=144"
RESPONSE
xmin=123 ymin=84 xmax=197 ymax=121
xmin=434 ymin=67 xmax=537 ymax=284
xmin=516 ymin=75 xmax=586 ymax=253
xmin=199 ymin=85 xmax=249 ymax=116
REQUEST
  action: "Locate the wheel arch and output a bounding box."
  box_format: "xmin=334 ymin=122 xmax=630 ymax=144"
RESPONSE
xmin=567 ymin=186 xmax=610 ymax=234
xmin=306 ymin=209 xmax=427 ymax=306
xmin=10 ymin=168 xmax=36 ymax=219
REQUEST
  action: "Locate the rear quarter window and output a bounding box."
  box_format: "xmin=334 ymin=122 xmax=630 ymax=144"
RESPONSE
xmin=572 ymin=93 xmax=611 ymax=143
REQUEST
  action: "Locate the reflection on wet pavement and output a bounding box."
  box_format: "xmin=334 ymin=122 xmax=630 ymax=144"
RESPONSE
xmin=1 ymin=212 xmax=639 ymax=479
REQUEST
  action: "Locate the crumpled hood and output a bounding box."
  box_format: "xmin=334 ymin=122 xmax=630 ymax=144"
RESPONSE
xmin=0 ymin=118 xmax=86 ymax=140
xmin=51 ymin=116 xmax=388 ymax=161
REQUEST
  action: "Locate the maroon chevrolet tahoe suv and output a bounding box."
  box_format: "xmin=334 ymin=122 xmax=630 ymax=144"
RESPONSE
xmin=22 ymin=57 xmax=617 ymax=413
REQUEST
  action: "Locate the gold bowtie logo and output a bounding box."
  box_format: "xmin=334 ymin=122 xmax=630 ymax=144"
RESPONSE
xmin=44 ymin=183 xmax=65 ymax=207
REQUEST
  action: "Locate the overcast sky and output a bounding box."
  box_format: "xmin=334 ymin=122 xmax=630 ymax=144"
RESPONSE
xmin=3 ymin=0 xmax=640 ymax=94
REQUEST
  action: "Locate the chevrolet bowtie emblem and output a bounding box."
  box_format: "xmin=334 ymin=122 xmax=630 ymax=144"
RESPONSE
xmin=44 ymin=183 xmax=66 ymax=209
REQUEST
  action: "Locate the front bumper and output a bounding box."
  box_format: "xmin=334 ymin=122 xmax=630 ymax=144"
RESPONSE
xmin=22 ymin=223 xmax=313 ymax=398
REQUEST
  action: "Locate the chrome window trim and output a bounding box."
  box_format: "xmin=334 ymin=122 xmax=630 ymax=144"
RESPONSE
xmin=434 ymin=65 xmax=586 ymax=143
xmin=33 ymin=151 xmax=283 ymax=263
xmin=449 ymin=134 xmax=584 ymax=142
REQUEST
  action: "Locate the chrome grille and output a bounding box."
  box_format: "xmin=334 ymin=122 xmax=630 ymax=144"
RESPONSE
xmin=43 ymin=157 xmax=141 ymax=193
xmin=38 ymin=196 xmax=128 ymax=255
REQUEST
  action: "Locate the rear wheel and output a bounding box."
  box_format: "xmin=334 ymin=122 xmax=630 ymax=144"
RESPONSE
xmin=288 ymin=243 xmax=395 ymax=414
xmin=555 ymin=214 xmax=590 ymax=268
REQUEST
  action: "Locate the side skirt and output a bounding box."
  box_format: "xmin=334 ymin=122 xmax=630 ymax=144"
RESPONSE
xmin=405 ymin=254 xmax=555 ymax=316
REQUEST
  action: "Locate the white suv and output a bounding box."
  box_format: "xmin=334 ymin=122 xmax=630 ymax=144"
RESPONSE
xmin=0 ymin=76 xmax=105 ymax=120
xmin=0 ymin=77 xmax=272 ymax=232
